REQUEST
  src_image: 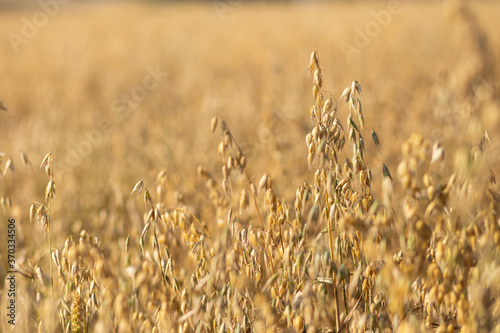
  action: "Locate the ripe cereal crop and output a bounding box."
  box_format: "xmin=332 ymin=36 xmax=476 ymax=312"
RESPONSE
xmin=0 ymin=1 xmax=500 ymax=332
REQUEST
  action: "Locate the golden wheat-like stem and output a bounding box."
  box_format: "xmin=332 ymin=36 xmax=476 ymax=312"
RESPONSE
xmin=71 ymin=291 xmax=84 ymax=333
xmin=243 ymin=161 xmax=265 ymax=229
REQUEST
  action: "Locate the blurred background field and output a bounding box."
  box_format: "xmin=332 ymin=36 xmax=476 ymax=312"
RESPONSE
xmin=0 ymin=0 xmax=498 ymax=234
xmin=0 ymin=0 xmax=500 ymax=331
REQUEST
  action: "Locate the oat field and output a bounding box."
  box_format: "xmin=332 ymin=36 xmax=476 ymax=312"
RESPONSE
xmin=1 ymin=0 xmax=500 ymax=332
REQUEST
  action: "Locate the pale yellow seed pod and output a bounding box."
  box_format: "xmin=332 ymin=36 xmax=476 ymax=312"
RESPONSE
xmin=340 ymin=87 xmax=351 ymax=102
xmin=45 ymin=165 xmax=52 ymax=178
xmin=258 ymin=174 xmax=270 ymax=193
xmin=312 ymin=125 xmax=319 ymax=142
xmin=427 ymin=185 xmax=435 ymax=200
xmin=218 ymin=141 xmax=226 ymax=157
xmin=316 ymin=93 xmax=324 ymax=109
xmin=308 ymin=153 xmax=314 ymax=168
xmin=323 ymin=97 xmax=333 ymax=114
xmin=423 ymin=173 xmax=432 ymax=188
xmin=308 ymin=51 xmax=318 ymax=74
xmin=351 ymin=80 xmax=362 ymax=96
xmin=239 ymin=156 xmax=246 ymax=170
xmin=312 ymin=84 xmax=319 ymax=100
xmin=222 ymin=179 xmax=232 ymax=197
xmin=306 ymin=133 xmax=312 ymax=147
xmin=310 ymin=105 xmax=317 ymax=122
xmin=402 ymin=142 xmax=411 ymax=157
xmin=397 ymin=161 xmax=409 ymax=178
xmin=401 ymin=175 xmax=411 ymax=189
xmin=221 ymin=165 xmax=228 ymax=181
xmin=34 ymin=266 xmax=43 ymax=282
xmin=494 ymin=231 xmax=500 ymax=245
xmin=314 ymin=68 xmax=323 ymax=88
xmin=210 ymin=116 xmax=218 ymax=133
xmin=240 ymin=189 xmax=249 ymax=212
xmin=353 ymin=157 xmax=361 ymax=174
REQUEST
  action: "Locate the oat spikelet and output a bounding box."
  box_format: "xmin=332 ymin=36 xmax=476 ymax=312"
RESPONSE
xmin=39 ymin=152 xmax=52 ymax=169
xmin=210 ymin=116 xmax=218 ymax=133
xmin=258 ymin=173 xmax=270 ymax=193
xmin=3 ymin=157 xmax=14 ymax=175
xmin=307 ymin=50 xmax=319 ymax=76
xmin=131 ymin=180 xmax=144 ymax=199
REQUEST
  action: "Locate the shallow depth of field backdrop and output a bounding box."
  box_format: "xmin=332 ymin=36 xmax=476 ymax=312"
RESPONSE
xmin=1 ymin=0 xmax=500 ymax=332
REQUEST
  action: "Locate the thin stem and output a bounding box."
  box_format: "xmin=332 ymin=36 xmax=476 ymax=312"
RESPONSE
xmin=223 ymin=128 xmax=265 ymax=229
xmin=326 ymin=194 xmax=335 ymax=265
xmin=47 ymin=199 xmax=54 ymax=301
xmin=334 ymin=277 xmax=340 ymax=332
xmin=244 ymin=169 xmax=265 ymax=228
xmin=343 ymin=279 xmax=349 ymax=317
xmin=364 ymin=288 xmax=368 ymax=331
xmin=48 ymin=228 xmax=54 ymax=300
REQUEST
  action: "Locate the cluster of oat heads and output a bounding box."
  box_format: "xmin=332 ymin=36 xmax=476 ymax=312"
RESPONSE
xmin=9 ymin=42 xmax=500 ymax=332
xmin=30 ymin=153 xmax=56 ymax=234
xmin=303 ymin=51 xmax=392 ymax=331
xmin=209 ymin=116 xmax=263 ymax=226
xmin=386 ymin=129 xmax=496 ymax=332
xmin=27 ymin=153 xmax=58 ymax=305
xmin=19 ymin=153 xmax=108 ymax=332
xmin=0 ymin=150 xmax=32 ymax=177
xmin=54 ymin=232 xmax=105 ymax=333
